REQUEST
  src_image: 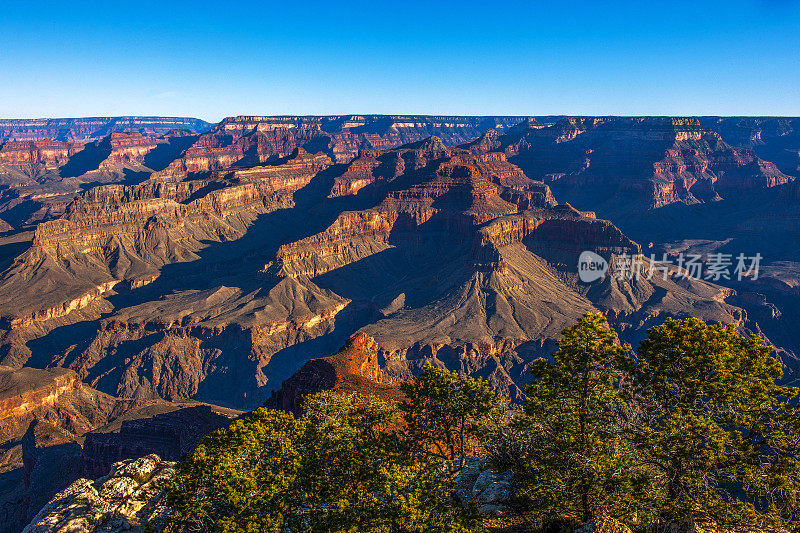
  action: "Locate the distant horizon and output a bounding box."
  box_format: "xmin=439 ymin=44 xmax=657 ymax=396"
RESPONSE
xmin=3 ymin=113 xmax=800 ymax=124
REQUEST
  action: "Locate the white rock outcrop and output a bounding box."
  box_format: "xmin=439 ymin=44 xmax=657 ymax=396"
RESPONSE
xmin=23 ymin=454 xmax=175 ymax=533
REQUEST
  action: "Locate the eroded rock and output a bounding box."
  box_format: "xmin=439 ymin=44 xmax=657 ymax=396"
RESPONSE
xmin=23 ymin=454 xmax=176 ymax=533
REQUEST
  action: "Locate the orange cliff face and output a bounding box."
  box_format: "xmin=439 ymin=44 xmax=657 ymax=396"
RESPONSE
xmin=0 ymin=366 xmax=117 ymax=446
xmin=101 ymin=131 xmax=165 ymax=166
xmin=266 ymin=333 xmax=404 ymax=415
xmin=0 ymin=140 xmax=84 ymax=167
xmin=0 ymin=367 xmax=80 ymax=422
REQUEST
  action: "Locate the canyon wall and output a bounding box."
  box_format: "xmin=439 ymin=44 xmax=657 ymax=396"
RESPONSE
xmin=0 ymin=117 xmax=212 ymax=143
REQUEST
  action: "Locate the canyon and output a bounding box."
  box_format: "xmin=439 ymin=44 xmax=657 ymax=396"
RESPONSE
xmin=0 ymin=117 xmax=212 ymax=143
xmin=0 ymin=364 xmax=238 ymax=533
xmin=0 ymin=114 xmax=799 ymax=532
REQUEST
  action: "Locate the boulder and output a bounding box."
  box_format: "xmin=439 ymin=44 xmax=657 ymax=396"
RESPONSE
xmin=22 ymin=454 xmax=176 ymax=533
xmin=454 ymin=456 xmax=517 ymax=516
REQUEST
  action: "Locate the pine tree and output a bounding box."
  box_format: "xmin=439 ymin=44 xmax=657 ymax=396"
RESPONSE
xmin=632 ymin=318 xmax=800 ymax=529
xmin=164 ymin=391 xmax=479 ymax=532
xmin=399 ymin=364 xmax=495 ymax=469
xmin=520 ymin=313 xmax=644 ymax=525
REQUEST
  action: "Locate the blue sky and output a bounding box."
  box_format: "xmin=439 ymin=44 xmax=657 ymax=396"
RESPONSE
xmin=1 ymin=0 xmax=799 ymax=121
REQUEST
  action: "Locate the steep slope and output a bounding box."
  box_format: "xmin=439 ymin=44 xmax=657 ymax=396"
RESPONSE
xmin=0 ymin=367 xmax=117 ymax=447
xmin=0 ymin=130 xmax=201 ymax=228
xmin=699 ymin=117 xmax=800 ymax=178
xmin=267 ymin=332 xmax=404 ymax=414
xmin=152 ymin=115 xmax=534 ymax=180
xmin=0 ymin=135 xmax=780 ymax=412
xmin=478 ymin=117 xmax=792 ymax=215
xmin=5 ymin=402 xmax=236 ymax=533
xmin=0 ymin=149 xmax=332 ymax=331
xmin=0 ymin=363 xmax=238 ymax=533
xmin=270 ymin=140 xmax=745 ymax=400
xmin=0 ymin=367 xmax=121 ymax=533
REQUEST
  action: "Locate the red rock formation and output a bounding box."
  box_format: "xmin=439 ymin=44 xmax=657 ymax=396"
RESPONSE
xmin=101 ymin=132 xmax=165 ymax=166
xmin=266 ymin=333 xmax=403 ymax=414
xmin=0 ymin=127 xmax=780 ymax=427
xmin=275 ymin=142 xmax=549 ymax=277
xmin=491 ymin=117 xmax=792 ymax=210
xmin=0 ymin=140 xmax=84 ymax=167
xmin=471 ymin=205 xmax=638 ymax=265
xmin=0 ymin=367 xmax=118 ymax=446
xmin=153 ymin=115 xmax=528 ymax=180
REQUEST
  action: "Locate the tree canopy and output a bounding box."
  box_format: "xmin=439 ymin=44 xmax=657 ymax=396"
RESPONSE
xmin=163 ymin=315 xmax=800 ymax=532
xmin=165 ymin=391 xmax=480 ymax=533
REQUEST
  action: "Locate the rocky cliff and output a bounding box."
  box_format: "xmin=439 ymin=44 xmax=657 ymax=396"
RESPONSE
xmin=78 ymin=404 xmax=236 ymax=479
xmin=1 ymin=396 xmax=236 ymax=533
xmin=152 ymin=115 xmax=532 ymax=180
xmin=3 ymin=115 xmax=794 ymax=229
xmin=479 ymin=117 xmax=793 ymax=215
xmin=0 ymin=117 xmax=212 ymax=143
xmin=698 ymin=117 xmax=800 ymax=178
xmin=267 ymin=333 xmax=403 ymax=414
xmin=22 ymin=454 xmax=175 ymax=533
xmin=274 ymin=140 xmax=553 ymax=278
xmin=0 ymin=148 xmax=331 ymax=331
xmin=0 ymin=127 xmax=788 ymax=413
xmin=0 ymin=367 xmax=117 ymax=446
xmin=4 ymin=116 xmax=800 ymax=533
xmin=0 ymin=367 xmax=121 ymax=532
xmin=0 ymin=130 xmax=200 ymax=228
xmin=265 ymin=139 xmax=742 ymax=400
xmin=0 ymin=140 xmax=84 ymax=168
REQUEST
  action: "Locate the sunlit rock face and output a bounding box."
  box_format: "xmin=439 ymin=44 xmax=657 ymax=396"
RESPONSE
xmin=266 ymin=332 xmax=404 ymax=414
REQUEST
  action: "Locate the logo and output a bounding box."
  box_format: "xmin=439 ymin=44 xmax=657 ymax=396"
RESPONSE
xmin=578 ymin=251 xmax=608 ymax=283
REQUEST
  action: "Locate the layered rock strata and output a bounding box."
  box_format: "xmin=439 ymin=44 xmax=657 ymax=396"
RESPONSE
xmin=476 ymin=117 xmax=792 ymax=213
xmin=0 ymin=149 xmax=331 ymax=330
xmin=267 ymin=333 xmax=403 ymax=414
xmin=0 ymin=117 xmax=211 ymax=143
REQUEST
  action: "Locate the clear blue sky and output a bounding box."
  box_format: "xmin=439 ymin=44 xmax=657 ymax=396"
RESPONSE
xmin=1 ymin=0 xmax=799 ymax=121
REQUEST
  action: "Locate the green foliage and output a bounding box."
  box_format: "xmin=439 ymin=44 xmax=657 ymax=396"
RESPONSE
xmin=479 ymin=400 xmax=534 ymax=473
xmin=514 ymin=313 xmax=800 ymax=531
xmin=520 ymin=313 xmax=645 ymax=524
xmin=631 ymin=318 xmax=800 ymax=528
xmin=399 ymin=364 xmax=495 ymax=467
xmin=165 ymin=391 xmax=479 ymax=533
xmin=164 ymin=408 xmax=303 ymax=532
xmin=163 ymin=314 xmax=800 ymax=532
